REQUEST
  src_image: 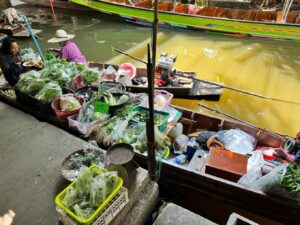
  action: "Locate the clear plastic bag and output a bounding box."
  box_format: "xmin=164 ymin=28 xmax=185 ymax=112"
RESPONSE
xmin=238 ymin=151 xmax=265 ymax=187
xmin=250 ymin=163 xmax=300 ymax=201
xmin=216 ymin=129 xmax=255 ymax=155
xmin=60 ymin=94 xmax=81 ymax=111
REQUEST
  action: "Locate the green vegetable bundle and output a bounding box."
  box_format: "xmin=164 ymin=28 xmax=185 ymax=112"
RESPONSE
xmin=62 ymin=168 xmax=119 ymax=220
xmin=82 ymin=69 xmax=100 ymax=85
xmin=19 ymin=48 xmax=37 ymax=61
xmin=280 ymin=163 xmax=300 ymax=194
xmin=35 ymin=81 xmax=62 ymax=102
xmin=16 ymin=71 xmax=45 ymax=95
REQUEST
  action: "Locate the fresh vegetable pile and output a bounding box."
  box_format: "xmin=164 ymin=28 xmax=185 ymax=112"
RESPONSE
xmin=133 ymin=110 xmax=165 ymax=125
xmin=35 ymin=81 xmax=62 ymax=102
xmin=19 ymin=48 xmax=38 ymax=61
xmin=1 ymin=89 xmax=15 ymax=99
xmin=82 ymin=69 xmax=101 ymax=86
xmin=62 ymin=167 xmax=119 ymax=220
xmin=62 ymin=149 xmax=106 ymax=181
xmin=16 ymin=70 xmax=45 ymax=95
xmin=280 ymin=163 xmax=300 ymax=194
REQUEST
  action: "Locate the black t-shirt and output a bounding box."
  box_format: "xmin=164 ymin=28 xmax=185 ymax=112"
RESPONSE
xmin=0 ymin=52 xmax=22 ymax=86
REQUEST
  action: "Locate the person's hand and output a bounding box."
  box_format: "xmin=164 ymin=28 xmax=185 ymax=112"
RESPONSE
xmin=0 ymin=210 xmax=15 ymax=225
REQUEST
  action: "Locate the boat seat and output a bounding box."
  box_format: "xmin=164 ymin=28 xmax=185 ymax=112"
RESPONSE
xmin=255 ymin=11 xmax=277 ymax=22
xmin=227 ymin=9 xmax=247 ymax=20
xmin=285 ymin=13 xmax=299 ymax=24
xmin=296 ymin=14 xmax=300 ymax=24
xmin=215 ymin=8 xmax=229 ymax=18
xmin=196 ymin=7 xmax=208 ymax=16
xmin=175 ymin=4 xmax=188 ymax=14
xmin=135 ymin=0 xmax=152 ymax=8
xmin=204 ymin=7 xmax=218 ymax=17
xmin=244 ymin=10 xmax=257 ymax=21
xmin=157 ymin=2 xmax=174 ymax=11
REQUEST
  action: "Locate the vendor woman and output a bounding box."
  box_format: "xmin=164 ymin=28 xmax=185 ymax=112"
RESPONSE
xmin=0 ymin=37 xmax=22 ymax=86
xmin=48 ymin=30 xmax=87 ymax=64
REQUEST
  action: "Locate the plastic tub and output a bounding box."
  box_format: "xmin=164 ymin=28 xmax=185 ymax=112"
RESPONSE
xmin=131 ymin=106 xmax=170 ymax=132
xmin=139 ymin=90 xmax=173 ymax=110
xmin=55 ymin=165 xmax=123 ymax=225
xmin=68 ymin=114 xmax=109 ymax=135
xmin=51 ymin=94 xmax=85 ymax=121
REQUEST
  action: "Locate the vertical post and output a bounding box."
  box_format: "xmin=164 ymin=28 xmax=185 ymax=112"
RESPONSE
xmin=147 ymin=44 xmax=157 ymax=180
xmin=147 ymin=0 xmax=159 ymax=181
xmin=22 ymin=15 xmax=45 ymax=62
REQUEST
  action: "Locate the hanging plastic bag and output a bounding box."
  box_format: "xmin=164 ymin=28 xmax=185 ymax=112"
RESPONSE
xmin=238 ymin=151 xmax=265 ymax=187
xmin=250 ymin=163 xmax=300 ymax=201
xmin=216 ymin=129 xmax=255 ymax=155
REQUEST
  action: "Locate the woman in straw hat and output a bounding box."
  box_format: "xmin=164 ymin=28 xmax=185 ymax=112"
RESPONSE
xmin=48 ymin=30 xmax=87 ymax=64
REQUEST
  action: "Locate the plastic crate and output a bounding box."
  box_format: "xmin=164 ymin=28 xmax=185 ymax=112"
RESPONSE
xmin=15 ymin=88 xmax=54 ymax=115
xmin=51 ymin=94 xmax=85 ymax=121
xmin=57 ymin=187 xmax=128 ymax=225
xmin=131 ymin=106 xmax=170 ymax=132
xmin=55 ymin=165 xmax=123 ymax=225
xmin=139 ymin=90 xmax=173 ymax=110
xmin=68 ymin=114 xmax=109 ymax=135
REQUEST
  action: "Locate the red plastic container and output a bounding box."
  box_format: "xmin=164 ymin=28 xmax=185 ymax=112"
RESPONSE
xmin=51 ymin=95 xmax=85 ymax=121
xmin=72 ymin=75 xmax=85 ymax=89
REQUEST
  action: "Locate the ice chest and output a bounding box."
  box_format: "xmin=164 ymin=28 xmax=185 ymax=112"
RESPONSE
xmin=205 ymin=147 xmax=248 ymax=182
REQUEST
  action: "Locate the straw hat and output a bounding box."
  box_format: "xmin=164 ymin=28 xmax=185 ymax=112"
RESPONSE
xmin=48 ymin=30 xmax=75 ymax=43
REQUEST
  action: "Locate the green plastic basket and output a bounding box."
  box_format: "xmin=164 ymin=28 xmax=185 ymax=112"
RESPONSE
xmin=131 ymin=106 xmax=170 ymax=132
xmin=55 ymin=165 xmax=123 ymax=225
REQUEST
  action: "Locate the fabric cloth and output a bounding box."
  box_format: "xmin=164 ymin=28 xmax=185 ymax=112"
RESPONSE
xmin=59 ymin=41 xmax=87 ymax=64
xmin=0 ymin=52 xmax=22 ymax=86
xmin=3 ymin=8 xmax=20 ymax=25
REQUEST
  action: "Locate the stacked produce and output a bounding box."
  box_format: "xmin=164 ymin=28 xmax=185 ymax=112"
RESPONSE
xmin=62 ymin=167 xmax=119 ymax=220
xmin=15 ymin=57 xmax=93 ymax=103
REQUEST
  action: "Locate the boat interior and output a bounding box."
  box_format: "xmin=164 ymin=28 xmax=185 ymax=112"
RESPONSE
xmin=103 ymin=0 xmax=300 ymax=24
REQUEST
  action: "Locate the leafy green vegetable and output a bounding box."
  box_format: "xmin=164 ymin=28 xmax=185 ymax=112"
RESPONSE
xmin=82 ymin=69 xmax=100 ymax=85
xmin=19 ymin=48 xmax=37 ymax=61
xmin=16 ymin=71 xmax=45 ymax=95
xmin=62 ymin=167 xmax=119 ymax=220
xmin=280 ymin=163 xmax=300 ymax=194
xmin=35 ymin=81 xmax=62 ymax=102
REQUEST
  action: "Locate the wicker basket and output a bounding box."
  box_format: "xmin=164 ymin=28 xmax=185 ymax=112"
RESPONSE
xmin=57 ymin=187 xmax=129 ymax=225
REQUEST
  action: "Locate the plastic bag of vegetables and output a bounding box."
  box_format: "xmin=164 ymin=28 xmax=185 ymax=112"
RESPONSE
xmin=250 ymin=163 xmax=300 ymax=201
xmin=61 ymin=167 xmax=119 ymax=220
xmin=60 ymin=95 xmax=81 ymax=111
xmin=35 ymin=81 xmax=62 ymax=102
xmin=16 ymin=71 xmax=45 ymax=95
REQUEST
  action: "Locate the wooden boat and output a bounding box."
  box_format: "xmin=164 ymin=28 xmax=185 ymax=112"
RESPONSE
xmin=21 ymin=0 xmax=92 ymax=11
xmin=0 ymin=88 xmax=299 ymax=224
xmin=88 ymin=62 xmax=223 ymax=100
xmin=69 ymin=0 xmax=300 ymax=41
xmin=0 ymin=22 xmax=42 ymax=38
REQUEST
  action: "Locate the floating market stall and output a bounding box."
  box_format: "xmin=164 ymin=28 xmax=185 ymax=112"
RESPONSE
xmin=0 ymin=51 xmax=300 ymax=224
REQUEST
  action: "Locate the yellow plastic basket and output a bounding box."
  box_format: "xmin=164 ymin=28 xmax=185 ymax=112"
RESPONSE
xmin=55 ymin=165 xmax=123 ymax=225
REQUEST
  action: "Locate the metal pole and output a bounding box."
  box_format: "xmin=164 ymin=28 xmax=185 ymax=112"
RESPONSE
xmin=147 ymin=44 xmax=157 ymax=180
xmin=22 ymin=15 xmax=45 ymax=62
xmin=147 ymin=0 xmax=159 ymax=180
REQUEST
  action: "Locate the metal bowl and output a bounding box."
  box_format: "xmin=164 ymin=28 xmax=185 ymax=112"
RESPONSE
xmin=106 ymin=143 xmax=135 ymax=165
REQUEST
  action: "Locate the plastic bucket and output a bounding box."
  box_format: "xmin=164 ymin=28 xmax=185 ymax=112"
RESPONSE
xmin=51 ymin=94 xmax=85 ymax=121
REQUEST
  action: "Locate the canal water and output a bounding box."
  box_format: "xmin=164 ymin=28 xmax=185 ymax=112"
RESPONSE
xmin=4 ymin=1 xmax=300 ymax=136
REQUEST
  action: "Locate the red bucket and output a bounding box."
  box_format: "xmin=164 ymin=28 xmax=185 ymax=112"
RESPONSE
xmin=51 ymin=95 xmax=85 ymax=121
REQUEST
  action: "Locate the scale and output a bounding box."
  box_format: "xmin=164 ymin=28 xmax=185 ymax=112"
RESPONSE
xmin=106 ymin=143 xmax=138 ymax=188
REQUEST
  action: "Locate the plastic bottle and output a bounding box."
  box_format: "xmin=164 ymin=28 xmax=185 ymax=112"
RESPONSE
xmin=174 ymin=154 xmax=187 ymax=165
